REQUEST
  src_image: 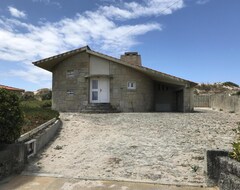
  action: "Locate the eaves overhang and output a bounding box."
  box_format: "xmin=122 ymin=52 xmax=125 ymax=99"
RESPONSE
xmin=32 ymin=46 xmax=90 ymax=72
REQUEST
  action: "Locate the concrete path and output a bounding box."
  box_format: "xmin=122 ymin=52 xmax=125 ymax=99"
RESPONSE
xmin=0 ymin=175 xmax=218 ymax=190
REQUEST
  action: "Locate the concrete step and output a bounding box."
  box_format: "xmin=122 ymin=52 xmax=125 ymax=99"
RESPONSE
xmin=82 ymin=103 xmax=119 ymax=113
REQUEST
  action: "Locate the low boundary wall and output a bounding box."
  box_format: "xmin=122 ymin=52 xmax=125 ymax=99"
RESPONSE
xmin=210 ymin=94 xmax=240 ymax=113
xmin=18 ymin=118 xmax=62 ymax=154
xmin=205 ymin=149 xmax=240 ymax=190
xmin=194 ymin=94 xmax=240 ymax=113
xmin=18 ymin=118 xmax=57 ymax=142
xmin=34 ymin=119 xmax=61 ymax=153
xmin=0 ymin=118 xmax=61 ymax=180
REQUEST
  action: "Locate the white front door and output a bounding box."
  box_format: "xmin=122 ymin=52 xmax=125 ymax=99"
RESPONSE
xmin=90 ymin=78 xmax=109 ymax=103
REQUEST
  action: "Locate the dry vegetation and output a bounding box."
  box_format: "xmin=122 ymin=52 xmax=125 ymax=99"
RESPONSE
xmin=19 ymin=89 xmax=59 ymax=135
xmin=194 ymin=82 xmax=240 ymax=95
xmin=20 ymin=100 xmax=59 ymax=134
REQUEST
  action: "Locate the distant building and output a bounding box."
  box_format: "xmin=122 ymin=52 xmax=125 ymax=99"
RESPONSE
xmin=33 ymin=46 xmax=197 ymax=113
xmin=34 ymin=88 xmax=52 ymax=100
xmin=35 ymin=88 xmax=51 ymax=96
xmin=0 ymin=84 xmax=25 ymax=95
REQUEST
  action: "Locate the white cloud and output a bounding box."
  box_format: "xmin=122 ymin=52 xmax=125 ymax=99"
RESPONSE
xmin=8 ymin=6 xmax=27 ymax=18
xmin=196 ymin=0 xmax=210 ymax=5
xmin=100 ymin=0 xmax=184 ymax=20
xmin=1 ymin=0 xmax=185 ymax=87
xmin=9 ymin=67 xmax=51 ymax=85
xmin=32 ymin=0 xmax=61 ymax=8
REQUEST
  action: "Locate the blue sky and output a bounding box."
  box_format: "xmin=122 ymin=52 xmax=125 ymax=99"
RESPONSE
xmin=0 ymin=0 xmax=239 ymax=91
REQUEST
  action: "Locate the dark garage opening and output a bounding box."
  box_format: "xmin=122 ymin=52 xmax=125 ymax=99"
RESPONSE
xmin=154 ymin=82 xmax=184 ymax=112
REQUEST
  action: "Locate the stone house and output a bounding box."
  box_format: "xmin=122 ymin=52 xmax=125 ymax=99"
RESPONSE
xmin=33 ymin=46 xmax=197 ymax=112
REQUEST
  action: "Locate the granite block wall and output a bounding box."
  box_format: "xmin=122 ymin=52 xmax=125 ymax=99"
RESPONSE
xmin=109 ymin=61 xmax=154 ymax=112
xmin=52 ymin=52 xmax=89 ymax=112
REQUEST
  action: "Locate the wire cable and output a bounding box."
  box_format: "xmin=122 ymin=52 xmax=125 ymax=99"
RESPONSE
xmin=108 ymin=0 xmax=183 ymax=42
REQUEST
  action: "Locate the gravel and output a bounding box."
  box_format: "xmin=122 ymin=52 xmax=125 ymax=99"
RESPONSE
xmin=24 ymin=108 xmax=239 ymax=186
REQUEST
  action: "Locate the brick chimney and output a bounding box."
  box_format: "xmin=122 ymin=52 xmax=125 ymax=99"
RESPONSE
xmin=120 ymin=52 xmax=142 ymax=66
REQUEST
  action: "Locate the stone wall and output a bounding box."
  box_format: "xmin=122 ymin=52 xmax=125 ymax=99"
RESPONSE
xmin=205 ymin=149 xmax=240 ymax=190
xmin=109 ymin=61 xmax=154 ymax=112
xmin=52 ymin=52 xmax=89 ymax=112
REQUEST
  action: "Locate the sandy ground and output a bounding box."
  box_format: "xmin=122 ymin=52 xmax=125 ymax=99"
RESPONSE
xmin=24 ymin=108 xmax=239 ymax=186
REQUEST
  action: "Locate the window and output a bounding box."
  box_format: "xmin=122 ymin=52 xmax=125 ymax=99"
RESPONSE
xmin=92 ymin=91 xmax=98 ymax=100
xmin=92 ymin=80 xmax=98 ymax=89
xmin=66 ymin=70 xmax=74 ymax=78
xmin=127 ymin=81 xmax=136 ymax=90
xmin=67 ymin=90 xmax=74 ymax=96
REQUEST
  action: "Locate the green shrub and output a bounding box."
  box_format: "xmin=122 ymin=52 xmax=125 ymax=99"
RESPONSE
xmin=41 ymin=91 xmax=52 ymax=100
xmin=233 ymin=91 xmax=240 ymax=96
xmin=20 ymin=100 xmax=52 ymax=109
xmin=41 ymin=100 xmax=52 ymax=108
xmin=229 ymin=142 xmax=240 ymax=162
xmin=19 ymin=99 xmax=58 ymax=134
xmin=20 ymin=100 xmax=41 ymax=109
xmin=21 ymin=91 xmax=35 ymax=101
xmin=0 ymin=89 xmax=24 ymax=143
xmin=229 ymin=122 xmax=240 ymax=162
xmin=222 ymin=81 xmax=239 ymax=88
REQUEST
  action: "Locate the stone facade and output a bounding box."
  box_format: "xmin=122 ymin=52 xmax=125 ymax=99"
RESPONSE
xmin=50 ymin=50 xmax=194 ymax=112
xmin=52 ymin=52 xmax=154 ymax=112
xmin=52 ymin=52 xmax=89 ymax=112
xmin=109 ymin=61 xmax=154 ymax=112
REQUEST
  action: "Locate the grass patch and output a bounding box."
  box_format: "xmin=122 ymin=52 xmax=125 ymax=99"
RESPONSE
xmin=20 ymin=100 xmax=59 ymax=135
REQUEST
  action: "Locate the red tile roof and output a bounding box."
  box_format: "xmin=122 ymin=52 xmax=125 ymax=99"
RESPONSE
xmin=0 ymin=85 xmax=25 ymax=92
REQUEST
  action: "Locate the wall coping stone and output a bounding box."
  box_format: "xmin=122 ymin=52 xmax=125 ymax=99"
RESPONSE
xmin=17 ymin=118 xmax=57 ymax=142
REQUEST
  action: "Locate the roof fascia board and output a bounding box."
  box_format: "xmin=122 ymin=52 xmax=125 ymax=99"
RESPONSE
xmin=33 ymin=46 xmax=89 ymax=66
xmin=32 ymin=47 xmax=89 ymax=72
